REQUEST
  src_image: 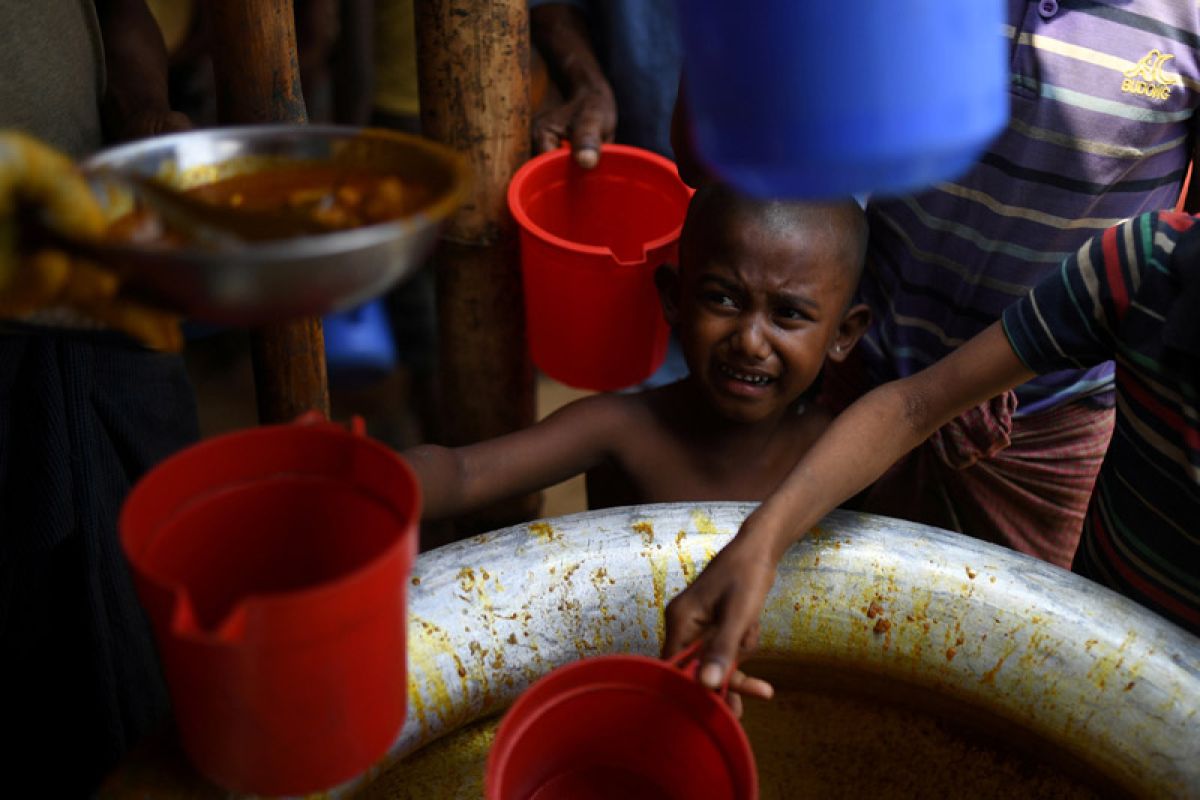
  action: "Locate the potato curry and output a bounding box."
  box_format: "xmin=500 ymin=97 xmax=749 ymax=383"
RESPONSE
xmin=110 ymin=164 xmax=430 ymax=244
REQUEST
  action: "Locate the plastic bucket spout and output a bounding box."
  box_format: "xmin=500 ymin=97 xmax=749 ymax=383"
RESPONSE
xmin=119 ymin=416 xmax=420 ymax=796
xmin=676 ymin=0 xmax=1009 ymax=198
xmin=485 ymin=650 xmax=757 ymax=800
xmin=508 ymin=144 xmax=694 ymax=391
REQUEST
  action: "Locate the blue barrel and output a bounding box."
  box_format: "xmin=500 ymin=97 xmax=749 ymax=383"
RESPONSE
xmin=676 ymin=1 xmax=1009 ymax=199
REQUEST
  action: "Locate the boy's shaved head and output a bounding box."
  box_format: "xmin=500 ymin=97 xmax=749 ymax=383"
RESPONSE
xmin=656 ymin=182 xmax=874 ymax=429
xmin=680 ymin=183 xmax=868 ymax=298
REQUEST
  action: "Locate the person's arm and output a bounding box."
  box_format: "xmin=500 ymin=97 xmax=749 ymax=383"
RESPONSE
xmin=529 ymin=2 xmax=615 ymax=168
xmin=294 ymin=0 xmax=340 ymax=122
xmin=669 ymin=74 xmax=715 ymax=189
xmin=664 ymin=321 xmax=1035 ymax=689
xmin=94 ymin=0 xmax=192 ymax=141
xmin=331 ymin=0 xmax=374 ymax=125
xmin=404 ymin=393 xmax=624 ymax=520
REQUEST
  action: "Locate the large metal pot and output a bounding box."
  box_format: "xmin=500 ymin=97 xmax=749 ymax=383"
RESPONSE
xmin=371 ymin=503 xmax=1197 ymax=798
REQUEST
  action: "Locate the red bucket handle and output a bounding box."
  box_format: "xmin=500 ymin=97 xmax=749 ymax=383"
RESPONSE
xmin=667 ymin=641 xmax=736 ymax=699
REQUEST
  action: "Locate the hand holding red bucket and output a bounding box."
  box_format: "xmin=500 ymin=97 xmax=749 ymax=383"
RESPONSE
xmin=508 ymin=144 xmax=694 ymax=391
xmin=485 ymin=644 xmax=758 ymax=800
xmin=119 ymin=415 xmax=420 ymax=796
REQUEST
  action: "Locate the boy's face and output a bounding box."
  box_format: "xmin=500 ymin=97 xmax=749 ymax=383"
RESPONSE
xmin=669 ymin=213 xmax=859 ymax=425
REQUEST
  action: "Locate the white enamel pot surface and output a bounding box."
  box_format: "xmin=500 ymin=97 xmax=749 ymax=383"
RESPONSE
xmin=339 ymin=504 xmax=1198 ymax=798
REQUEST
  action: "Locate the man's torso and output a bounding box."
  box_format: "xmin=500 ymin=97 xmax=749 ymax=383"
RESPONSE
xmin=863 ymin=0 xmax=1200 ymax=415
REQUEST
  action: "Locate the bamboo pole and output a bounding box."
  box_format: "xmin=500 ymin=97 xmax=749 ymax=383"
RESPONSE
xmin=415 ymin=0 xmax=538 ymax=532
xmin=208 ymin=0 xmax=330 ymax=424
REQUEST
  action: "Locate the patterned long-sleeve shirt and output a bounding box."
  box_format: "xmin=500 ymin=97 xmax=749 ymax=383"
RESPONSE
xmin=1003 ymin=211 xmax=1200 ymax=635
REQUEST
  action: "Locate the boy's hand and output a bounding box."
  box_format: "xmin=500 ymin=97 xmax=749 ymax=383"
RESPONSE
xmin=721 ymin=668 xmax=775 ymax=719
xmin=663 ymin=522 xmax=782 ymax=706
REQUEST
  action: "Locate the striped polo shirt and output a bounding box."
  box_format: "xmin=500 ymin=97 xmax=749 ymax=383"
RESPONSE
xmin=1002 ymin=211 xmax=1200 ymax=635
xmin=861 ymin=0 xmax=1200 ymax=416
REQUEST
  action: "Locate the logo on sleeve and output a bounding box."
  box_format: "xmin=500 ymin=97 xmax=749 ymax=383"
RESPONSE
xmin=1122 ymin=49 xmax=1180 ymax=101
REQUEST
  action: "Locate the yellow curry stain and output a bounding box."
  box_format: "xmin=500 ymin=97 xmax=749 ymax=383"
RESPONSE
xmin=649 ymin=551 xmax=668 ymax=615
xmin=674 ymin=529 xmax=697 ymax=583
xmin=690 ymin=509 xmax=722 ymax=537
xmin=1085 ymin=631 xmax=1139 ymax=692
xmin=406 ymin=615 xmax=464 ymax=733
xmin=528 ymin=521 xmax=557 ymax=542
xmin=981 ymin=648 xmax=1014 ymax=685
xmin=456 ymin=567 xmax=476 ymax=594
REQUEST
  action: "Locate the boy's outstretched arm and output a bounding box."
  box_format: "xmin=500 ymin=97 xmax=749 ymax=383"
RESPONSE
xmin=403 ymin=394 xmax=624 ymax=521
xmin=664 ymin=322 xmax=1036 ymax=690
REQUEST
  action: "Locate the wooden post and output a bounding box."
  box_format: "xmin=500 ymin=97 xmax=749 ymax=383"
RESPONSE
xmin=415 ymin=0 xmax=538 ymax=531
xmin=208 ymin=0 xmax=330 ymax=423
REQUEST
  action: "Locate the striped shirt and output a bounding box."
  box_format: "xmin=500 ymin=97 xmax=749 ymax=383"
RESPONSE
xmin=861 ymin=0 xmax=1200 ymax=416
xmin=1002 ymin=211 xmax=1200 ymax=636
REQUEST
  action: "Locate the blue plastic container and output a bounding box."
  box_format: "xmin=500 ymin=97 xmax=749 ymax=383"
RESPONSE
xmin=675 ymin=1 xmax=1009 ymax=199
xmin=323 ymin=299 xmax=398 ymax=387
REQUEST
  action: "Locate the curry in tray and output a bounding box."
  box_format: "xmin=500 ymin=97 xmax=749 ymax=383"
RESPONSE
xmin=108 ymin=165 xmax=433 ymax=245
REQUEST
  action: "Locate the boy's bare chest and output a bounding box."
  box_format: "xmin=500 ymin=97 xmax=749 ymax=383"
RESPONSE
xmin=614 ymin=417 xmax=823 ymax=504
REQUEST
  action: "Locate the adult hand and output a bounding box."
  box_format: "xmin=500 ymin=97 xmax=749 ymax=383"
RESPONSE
xmin=533 ymin=81 xmax=616 ymax=169
xmin=115 ymin=109 xmax=193 ymax=142
xmin=529 ymin=3 xmax=617 ymax=170
xmin=95 ymin=0 xmax=193 ymax=144
xmin=663 ymin=519 xmax=781 ymax=708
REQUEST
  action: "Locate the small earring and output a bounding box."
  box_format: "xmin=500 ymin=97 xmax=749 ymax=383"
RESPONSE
xmin=833 ymin=344 xmax=843 ymax=353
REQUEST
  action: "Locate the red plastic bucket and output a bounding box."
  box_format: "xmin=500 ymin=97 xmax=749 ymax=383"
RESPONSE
xmin=508 ymin=144 xmax=694 ymax=391
xmin=485 ymin=646 xmax=757 ymax=800
xmin=119 ymin=416 xmax=420 ymax=796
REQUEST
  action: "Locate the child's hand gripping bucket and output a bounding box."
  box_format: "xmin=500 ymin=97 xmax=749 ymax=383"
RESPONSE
xmin=508 ymin=144 xmax=694 ymax=391
xmin=119 ymin=415 xmax=420 ymax=796
xmin=485 ymin=644 xmax=758 ymax=799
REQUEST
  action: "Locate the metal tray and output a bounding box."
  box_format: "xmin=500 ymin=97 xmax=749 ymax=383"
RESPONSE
xmin=79 ymin=125 xmax=468 ymax=324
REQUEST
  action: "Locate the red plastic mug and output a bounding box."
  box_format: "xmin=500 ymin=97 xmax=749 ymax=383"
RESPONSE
xmin=485 ymin=645 xmax=758 ymax=800
xmin=119 ymin=415 xmax=420 ymax=796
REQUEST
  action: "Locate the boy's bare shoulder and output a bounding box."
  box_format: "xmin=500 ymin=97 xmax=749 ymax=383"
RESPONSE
xmin=590 ymin=381 xmax=730 ymax=435
xmin=565 ymin=389 xmax=660 ymax=423
xmin=549 ymin=389 xmax=662 ymax=437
